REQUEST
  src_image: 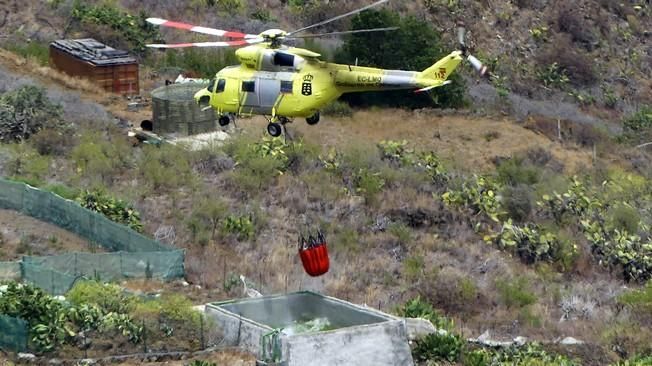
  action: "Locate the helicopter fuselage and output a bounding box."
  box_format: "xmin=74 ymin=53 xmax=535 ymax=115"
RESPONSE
xmin=194 ymin=44 xmax=463 ymax=119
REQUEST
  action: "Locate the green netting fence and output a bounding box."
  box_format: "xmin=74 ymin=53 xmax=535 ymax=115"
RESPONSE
xmin=0 ymin=179 xmax=185 ymax=295
xmin=0 ymin=315 xmax=28 ymax=352
xmin=23 ymin=250 xmax=185 ymax=283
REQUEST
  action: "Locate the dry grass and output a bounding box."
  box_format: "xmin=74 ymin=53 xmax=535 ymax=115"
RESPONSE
xmin=236 ymin=109 xmax=596 ymax=174
xmin=0 ymin=208 xmax=100 ymax=261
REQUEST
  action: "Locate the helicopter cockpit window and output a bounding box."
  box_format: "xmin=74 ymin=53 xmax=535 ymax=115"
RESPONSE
xmin=242 ymin=81 xmax=255 ymax=93
xmin=281 ymin=80 xmax=293 ymax=94
xmin=207 ymin=78 xmax=216 ymax=92
xmin=216 ymin=79 xmax=226 ymax=93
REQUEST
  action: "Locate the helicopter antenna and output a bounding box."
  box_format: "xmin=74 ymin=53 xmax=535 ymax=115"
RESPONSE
xmin=287 ymin=0 xmax=391 ymax=36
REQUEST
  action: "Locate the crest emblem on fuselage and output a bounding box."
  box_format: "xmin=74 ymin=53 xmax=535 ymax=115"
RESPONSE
xmin=302 ymin=74 xmax=313 ymax=96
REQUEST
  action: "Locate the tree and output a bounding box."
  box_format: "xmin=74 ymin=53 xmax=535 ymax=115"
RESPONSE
xmin=335 ymin=10 xmax=467 ymax=109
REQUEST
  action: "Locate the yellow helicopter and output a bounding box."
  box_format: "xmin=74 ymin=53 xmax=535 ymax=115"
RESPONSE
xmin=147 ymin=0 xmax=489 ymax=137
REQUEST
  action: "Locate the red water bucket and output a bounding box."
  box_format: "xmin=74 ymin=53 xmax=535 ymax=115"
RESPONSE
xmin=299 ymin=242 xmax=330 ymax=277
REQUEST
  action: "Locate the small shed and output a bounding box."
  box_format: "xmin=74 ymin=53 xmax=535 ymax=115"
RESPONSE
xmin=49 ymin=39 xmax=139 ymax=95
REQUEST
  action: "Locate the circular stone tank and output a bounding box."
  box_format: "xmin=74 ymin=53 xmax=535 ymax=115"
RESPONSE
xmin=151 ymin=83 xmax=217 ymax=136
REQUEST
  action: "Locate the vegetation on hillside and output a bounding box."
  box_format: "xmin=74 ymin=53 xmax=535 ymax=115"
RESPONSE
xmin=0 ymin=281 xmax=206 ymax=355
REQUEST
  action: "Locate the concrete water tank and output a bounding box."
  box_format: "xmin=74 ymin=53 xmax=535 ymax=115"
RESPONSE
xmin=150 ymin=83 xmax=217 ymax=135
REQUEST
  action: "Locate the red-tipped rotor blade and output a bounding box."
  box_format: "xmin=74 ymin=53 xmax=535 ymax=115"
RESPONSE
xmin=147 ymin=18 xmax=259 ymax=39
xmin=147 ymin=39 xmax=263 ymax=48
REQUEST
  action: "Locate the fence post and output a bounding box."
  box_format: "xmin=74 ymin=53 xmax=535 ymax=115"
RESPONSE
xmin=142 ymin=319 xmax=147 ymax=353
xmin=50 ymin=270 xmax=55 ymax=295
xmin=74 ymin=252 xmax=78 ymax=276
xmin=200 ymin=314 xmax=205 ymax=350
xmin=120 ymin=252 xmax=124 ymax=276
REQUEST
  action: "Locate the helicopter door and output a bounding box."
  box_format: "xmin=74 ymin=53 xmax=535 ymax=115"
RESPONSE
xmin=240 ymin=80 xmax=258 ymax=110
xmin=257 ymin=78 xmax=281 ymax=110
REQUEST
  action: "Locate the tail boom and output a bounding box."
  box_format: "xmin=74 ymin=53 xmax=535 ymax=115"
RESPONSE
xmin=333 ymin=51 xmax=464 ymax=94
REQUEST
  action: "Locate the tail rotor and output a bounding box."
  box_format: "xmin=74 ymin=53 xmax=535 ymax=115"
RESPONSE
xmin=457 ymin=21 xmax=490 ymax=78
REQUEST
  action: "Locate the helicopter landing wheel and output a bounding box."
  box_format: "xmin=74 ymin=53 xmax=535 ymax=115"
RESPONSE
xmin=218 ymin=115 xmax=230 ymax=127
xmin=306 ymin=112 xmax=320 ymax=125
xmin=267 ymin=122 xmax=282 ymax=137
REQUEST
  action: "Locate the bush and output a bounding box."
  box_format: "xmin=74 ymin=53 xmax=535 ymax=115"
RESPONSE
xmin=536 ymin=36 xmax=596 ymax=86
xmin=72 ymin=132 xmax=132 ymax=185
xmin=495 ymin=276 xmax=537 ymax=309
xmin=322 ymin=100 xmax=354 ymax=117
xmin=222 ymin=214 xmax=254 ymax=240
xmin=501 ymin=185 xmax=535 ymax=222
xmin=76 ymin=189 xmax=144 ymax=232
xmin=618 ymin=281 xmax=652 ymax=320
xmin=4 ymin=41 xmax=49 ymax=65
xmin=496 ymin=158 xmax=541 ymax=186
xmin=0 ymin=85 xmax=64 ymax=143
xmin=30 ymin=128 xmax=75 ymax=156
xmin=139 ymin=144 xmax=196 ymax=191
xmin=71 ymin=3 xmax=159 ymax=54
xmin=67 ymin=281 xmax=134 ymax=314
xmin=608 ymin=203 xmax=641 ymax=234
xmin=413 ymin=331 xmax=465 ymax=363
xmin=623 ymin=105 xmax=652 ymax=144
xmin=5 ymin=143 xmax=50 ymax=186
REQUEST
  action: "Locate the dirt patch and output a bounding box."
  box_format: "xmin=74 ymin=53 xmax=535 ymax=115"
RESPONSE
xmin=0 ymin=208 xmax=99 ymax=261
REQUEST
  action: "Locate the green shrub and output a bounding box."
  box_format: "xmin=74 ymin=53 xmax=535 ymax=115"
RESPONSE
xmin=0 ymin=85 xmax=64 ymax=143
xmin=4 ymin=41 xmax=49 ymax=65
xmin=536 ymin=62 xmax=570 ymax=89
xmin=502 ymin=185 xmax=535 ymax=222
xmin=353 ymin=168 xmax=385 ymax=204
xmin=608 ymin=203 xmax=641 ymax=234
xmin=403 ymin=255 xmax=424 ymax=280
xmin=76 ymin=189 xmax=143 ymax=232
xmin=623 ymin=105 xmax=652 ymax=144
xmin=389 ymin=222 xmax=412 ymax=245
xmin=71 ymin=3 xmax=159 ymax=54
xmin=332 ymin=228 xmax=360 ymax=254
xmin=495 ymin=276 xmax=537 ymax=309
xmin=30 ymin=128 xmax=75 ymax=156
xmin=44 ymin=183 xmax=80 ymax=200
xmin=442 ymin=175 xmax=504 ymax=222
xmin=71 ymin=132 xmax=132 ymax=185
xmin=321 ymin=100 xmax=354 ymax=117
xmin=396 ymin=297 xmax=454 ymax=331
xmin=497 ymin=158 xmax=541 ymax=186
xmin=67 ymin=281 xmax=134 ymax=314
xmin=618 ymin=281 xmax=652 ymax=317
xmin=222 ymin=214 xmax=254 ymax=240
xmin=139 ymin=144 xmax=196 ymax=191
xmin=5 ymin=143 xmax=50 ymax=186
xmin=413 ymin=331 xmax=465 ymax=363
xmin=154 ymin=47 xmax=238 ymax=78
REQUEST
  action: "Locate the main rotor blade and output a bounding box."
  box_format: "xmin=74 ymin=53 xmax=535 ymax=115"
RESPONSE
xmin=287 ymin=0 xmax=390 ymax=36
xmin=288 ymin=27 xmax=398 ymax=38
xmin=146 ymin=39 xmax=263 ymax=48
xmin=146 ymin=18 xmax=259 ymax=39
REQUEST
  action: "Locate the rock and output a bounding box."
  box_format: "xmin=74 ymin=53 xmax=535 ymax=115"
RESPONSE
xmin=560 ymin=336 xmax=584 ymax=345
xmin=476 ymin=330 xmax=491 ymax=343
xmin=80 ymin=359 xmax=96 ymax=365
xmin=514 ymin=336 xmax=528 ymax=346
xmin=404 ymin=318 xmax=437 ymax=340
xmin=182 ymin=281 xmax=190 ymax=287
xmin=18 ymin=353 xmax=36 ymax=361
xmin=48 ymin=359 xmax=62 ymax=365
